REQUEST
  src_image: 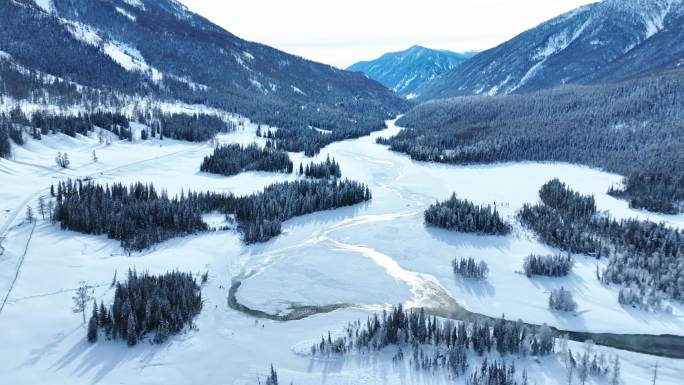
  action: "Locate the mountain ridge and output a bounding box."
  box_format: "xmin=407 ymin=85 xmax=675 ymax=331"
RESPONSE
xmin=414 ymin=0 xmax=684 ymax=100
xmin=347 ymin=45 xmax=475 ymax=95
xmin=0 ymin=0 xmax=409 ymax=151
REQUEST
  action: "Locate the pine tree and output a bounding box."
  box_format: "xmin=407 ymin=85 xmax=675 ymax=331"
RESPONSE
xmin=611 ymin=355 xmax=621 ymax=385
xmin=127 ymin=312 xmax=137 ymax=346
xmin=87 ymin=301 xmax=98 ymax=343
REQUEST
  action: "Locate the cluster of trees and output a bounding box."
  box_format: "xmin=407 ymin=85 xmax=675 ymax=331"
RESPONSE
xmin=7 ymin=107 xmax=129 ymax=138
xmin=263 ymin=124 xmax=388 ymax=157
xmin=298 ymin=156 xmax=342 ymax=179
xmin=385 ymin=69 xmax=684 ymax=214
xmin=200 ymin=143 xmax=292 ymax=176
xmin=235 ymin=179 xmax=371 ymax=243
xmin=2 ymin=0 xmax=409 ymax=161
xmin=539 ymin=179 xmax=596 ymax=218
xmin=518 ymin=180 xmax=601 ymax=255
xmin=0 ymin=109 xmax=128 ymax=158
xmin=146 ymin=113 xmax=234 ymax=142
xmin=452 ymin=257 xmax=489 ymax=279
xmin=52 ymin=178 xmax=371 ymax=249
xmin=467 ymin=360 xmax=527 ymax=385
xmin=0 ymin=106 xmax=239 ymax=160
xmin=87 ymin=270 xmax=202 ymax=346
xmin=616 ymin=285 xmax=671 ymax=313
xmin=54 ymin=152 xmax=70 ymax=168
xmin=523 ymin=254 xmax=574 ymax=277
xmin=548 ymin=287 xmax=578 ymax=312
xmin=558 ymin=338 xmax=615 ymax=385
xmin=519 ymin=179 xmax=684 ymax=310
xmin=0 ymin=117 xmax=15 ymax=158
xmin=53 ymin=180 xmax=209 ymax=251
xmin=424 ymin=194 xmax=511 ymax=235
xmin=312 ymin=305 xmax=555 ymax=358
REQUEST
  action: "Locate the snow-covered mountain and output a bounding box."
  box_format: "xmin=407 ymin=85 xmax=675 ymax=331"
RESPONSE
xmin=0 ymin=0 xmax=408 ymax=130
xmin=415 ymin=0 xmax=684 ymax=100
xmin=347 ymin=45 xmax=474 ymax=96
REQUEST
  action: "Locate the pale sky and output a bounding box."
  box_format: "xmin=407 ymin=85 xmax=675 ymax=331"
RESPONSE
xmin=180 ymin=0 xmax=597 ymax=68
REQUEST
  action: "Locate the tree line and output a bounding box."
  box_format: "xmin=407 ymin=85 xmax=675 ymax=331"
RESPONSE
xmin=425 ymin=194 xmax=511 ymax=235
xmin=200 ymin=143 xmax=293 ymax=176
xmin=234 ymin=179 xmax=371 ymax=243
xmin=298 ymin=156 xmax=342 ymax=179
xmin=143 ymin=113 xmax=235 ymax=142
xmin=313 ymin=305 xmax=555 ymax=357
xmin=523 ymin=254 xmax=574 ymax=277
xmin=453 ymin=257 xmax=490 ymax=279
xmin=52 ymin=178 xmax=372 ymax=250
xmin=312 ymin=305 xmax=554 ymax=382
xmin=53 ymin=180 xmax=208 ymax=252
xmin=385 ymin=69 xmax=684 ymax=214
xmin=87 ymin=270 xmax=202 ymax=346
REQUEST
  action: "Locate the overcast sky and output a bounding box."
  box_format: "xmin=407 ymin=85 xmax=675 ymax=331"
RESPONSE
xmin=180 ymin=0 xmax=597 ymax=68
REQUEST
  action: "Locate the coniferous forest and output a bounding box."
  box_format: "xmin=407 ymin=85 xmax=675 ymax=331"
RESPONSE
xmin=52 ymin=178 xmax=372 ymax=250
xmin=313 ymin=305 xmax=553 ymax=381
xmin=383 ymin=69 xmax=684 ymax=214
xmin=523 ymin=254 xmax=574 ymax=277
xmin=424 ymin=194 xmax=511 ymax=235
xmin=519 ymin=179 xmax=684 ymax=310
xmin=235 ymin=179 xmax=371 ymax=243
xmin=148 ymin=113 xmax=235 ymax=142
xmin=54 ymin=180 xmax=208 ymax=252
xmin=452 ymin=257 xmax=490 ymax=279
xmin=200 ymin=143 xmax=293 ymax=176
xmin=299 ymin=156 xmax=342 ymax=179
xmin=0 ymin=106 xmax=240 ymax=158
xmin=87 ymin=270 xmax=202 ymax=346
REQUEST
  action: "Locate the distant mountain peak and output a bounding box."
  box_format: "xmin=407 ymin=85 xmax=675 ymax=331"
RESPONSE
xmin=414 ymin=0 xmax=684 ymax=100
xmin=347 ymin=46 xmax=474 ymax=95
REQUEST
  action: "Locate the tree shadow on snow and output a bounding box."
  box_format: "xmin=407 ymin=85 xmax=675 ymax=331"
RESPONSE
xmin=47 ymin=334 xmax=165 ymax=384
xmin=424 ymin=226 xmax=514 ymax=250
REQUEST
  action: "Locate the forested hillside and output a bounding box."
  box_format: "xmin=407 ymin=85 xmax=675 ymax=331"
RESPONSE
xmin=414 ymin=0 xmax=684 ymax=99
xmin=347 ymin=45 xmax=471 ymax=95
xmin=0 ymin=0 xmax=409 ymax=155
xmin=386 ymin=69 xmax=684 ymax=213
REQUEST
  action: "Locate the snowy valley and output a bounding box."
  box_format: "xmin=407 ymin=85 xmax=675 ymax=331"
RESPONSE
xmin=1 ymin=118 xmax=683 ymax=384
xmin=2 ymin=0 xmax=684 ymax=384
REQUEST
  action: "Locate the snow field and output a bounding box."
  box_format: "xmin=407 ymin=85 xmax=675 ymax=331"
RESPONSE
xmin=0 ymin=118 xmax=682 ymax=384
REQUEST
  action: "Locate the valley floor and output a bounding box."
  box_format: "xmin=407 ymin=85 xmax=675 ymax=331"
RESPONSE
xmin=0 ymin=119 xmax=682 ymax=384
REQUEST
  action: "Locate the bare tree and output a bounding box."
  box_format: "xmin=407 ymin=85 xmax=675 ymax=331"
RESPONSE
xmin=55 ymin=152 xmax=70 ymax=168
xmin=37 ymin=196 xmax=46 ymax=220
xmin=25 ymin=206 xmax=35 ymax=223
xmin=46 ymin=200 xmax=54 ymax=222
xmin=72 ymin=281 xmax=93 ymax=324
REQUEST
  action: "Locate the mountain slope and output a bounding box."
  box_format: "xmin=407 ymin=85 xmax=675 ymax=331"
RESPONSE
xmin=0 ymin=0 xmax=409 ymax=151
xmin=347 ymin=45 xmax=472 ymax=95
xmin=415 ymin=0 xmax=684 ymax=100
xmin=387 ymin=68 xmax=684 ymax=213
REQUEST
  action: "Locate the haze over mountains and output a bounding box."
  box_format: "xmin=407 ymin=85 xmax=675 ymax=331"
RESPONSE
xmin=347 ymin=46 xmax=475 ymax=96
xmin=414 ymin=0 xmax=684 ymax=100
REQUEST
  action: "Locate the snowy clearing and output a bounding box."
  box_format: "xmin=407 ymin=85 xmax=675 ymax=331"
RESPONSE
xmin=0 ymin=118 xmax=682 ymax=384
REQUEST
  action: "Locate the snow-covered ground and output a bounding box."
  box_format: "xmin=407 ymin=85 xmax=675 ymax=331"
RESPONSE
xmin=0 ymin=118 xmax=682 ymax=384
